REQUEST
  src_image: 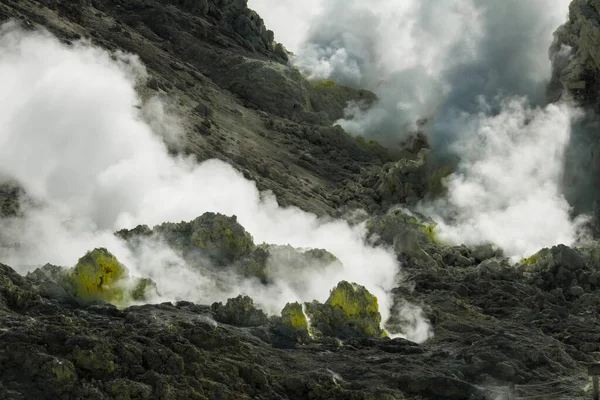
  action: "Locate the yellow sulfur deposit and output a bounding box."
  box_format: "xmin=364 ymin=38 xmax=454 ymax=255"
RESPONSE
xmin=68 ymin=248 xmax=154 ymax=306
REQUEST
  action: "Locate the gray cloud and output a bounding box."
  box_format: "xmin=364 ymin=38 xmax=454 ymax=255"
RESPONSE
xmin=293 ymin=0 xmax=570 ymax=148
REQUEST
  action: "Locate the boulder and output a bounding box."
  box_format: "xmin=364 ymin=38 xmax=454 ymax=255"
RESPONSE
xmin=62 ymin=248 xmax=156 ymax=306
xmin=68 ymin=248 xmax=128 ymax=304
xmin=305 ymin=281 xmax=386 ymax=339
xmin=153 ymin=213 xmax=256 ymax=266
xmin=272 ymin=302 xmax=312 ymax=344
xmin=212 ymin=295 xmax=269 ymax=327
xmin=471 ymin=244 xmax=498 ymax=262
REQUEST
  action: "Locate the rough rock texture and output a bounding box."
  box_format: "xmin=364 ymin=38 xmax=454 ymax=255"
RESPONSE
xmin=154 ymin=213 xmax=256 ymax=266
xmin=117 ymin=212 xmax=343 ymax=284
xmin=272 ymin=302 xmax=312 ymax=344
xmin=24 ymin=249 xmax=156 ymax=308
xmin=305 ymin=281 xmax=386 ymax=339
xmin=0 ymin=181 xmax=24 ymax=217
xmin=2 ymin=234 xmax=598 ymax=399
xmin=549 ymin=0 xmax=600 ymax=104
xmin=549 ymin=0 xmax=600 ymax=214
xmin=0 ymin=1 xmax=598 ymax=399
xmin=212 ymin=295 xmax=269 ymax=327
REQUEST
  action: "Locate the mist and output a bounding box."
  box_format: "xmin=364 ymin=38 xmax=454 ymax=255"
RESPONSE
xmin=251 ymin=0 xmax=587 ymax=258
xmin=418 ymin=98 xmax=589 ymax=259
xmin=266 ymin=0 xmax=570 ymax=148
xmin=0 ymin=22 xmax=432 ymax=343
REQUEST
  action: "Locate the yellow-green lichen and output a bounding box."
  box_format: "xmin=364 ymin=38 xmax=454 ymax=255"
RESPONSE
xmin=520 ymin=248 xmax=549 ymax=266
xmin=419 ymin=223 xmax=438 ymax=243
xmin=327 ymin=281 xmax=379 ymax=317
xmin=49 ymin=359 xmax=76 ymax=383
xmin=67 ymin=248 xmax=155 ymax=306
xmin=131 ymin=278 xmax=155 ymax=301
xmin=188 ymin=214 xmax=255 ymax=263
xmin=281 ymin=302 xmax=309 ymax=329
xmin=72 ymin=349 xmax=115 ymax=374
xmin=69 ymin=248 xmax=126 ymax=304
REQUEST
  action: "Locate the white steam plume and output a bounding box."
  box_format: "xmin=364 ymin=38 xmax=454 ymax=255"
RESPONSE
xmin=260 ymin=0 xmax=586 ymax=258
xmin=0 ymin=22 xmax=431 ymax=343
xmin=271 ymin=0 xmax=570 ymax=147
xmin=247 ymin=0 xmax=324 ymax=54
xmin=419 ymin=98 xmax=588 ymax=260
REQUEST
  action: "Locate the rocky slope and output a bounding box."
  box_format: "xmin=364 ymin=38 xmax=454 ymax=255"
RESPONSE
xmin=0 ymin=0 xmax=399 ymax=218
xmin=2 ymin=210 xmax=600 ymax=399
xmin=1 ymin=0 xmax=600 ymax=399
xmin=550 ymin=0 xmax=600 ymax=216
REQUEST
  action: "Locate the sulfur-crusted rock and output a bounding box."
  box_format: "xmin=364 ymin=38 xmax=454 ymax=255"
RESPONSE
xmin=212 ymin=295 xmax=269 ymax=327
xmin=67 ymin=248 xmax=156 ymax=306
xmin=150 ymin=213 xmax=256 ymax=266
xmin=523 ymin=245 xmax=600 ymax=296
xmin=272 ymin=302 xmax=312 ymax=344
xmin=119 ymin=213 xmax=344 ymax=284
xmin=367 ymin=209 xmax=438 ymax=246
xmin=305 ymin=281 xmax=386 ymax=339
xmin=68 ymin=248 xmax=128 ymax=304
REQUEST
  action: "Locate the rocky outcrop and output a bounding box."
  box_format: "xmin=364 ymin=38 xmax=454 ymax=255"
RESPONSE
xmin=117 ymin=212 xmax=343 ymax=284
xmin=1 ymin=1 xmax=598 ymax=399
xmin=212 ymin=295 xmax=269 ymax=327
xmin=305 ymin=281 xmax=386 ymax=339
xmin=25 ymin=248 xmax=155 ymax=307
xmin=2 ymin=233 xmax=599 ymax=399
xmin=0 ymin=181 xmax=23 ymax=217
xmin=549 ymin=0 xmax=600 ymax=104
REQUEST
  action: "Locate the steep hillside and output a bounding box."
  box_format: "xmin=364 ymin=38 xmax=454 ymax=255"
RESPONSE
xmin=0 ymin=0 xmax=391 ymax=217
xmin=550 ymin=0 xmax=600 ymax=216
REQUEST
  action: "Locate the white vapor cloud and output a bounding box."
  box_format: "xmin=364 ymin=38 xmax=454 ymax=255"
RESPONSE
xmin=419 ymin=98 xmax=588 ymax=260
xmin=247 ymin=0 xmax=324 ymax=53
xmin=279 ymin=0 xmax=570 ymax=147
xmin=258 ymin=0 xmax=586 ymax=259
xmin=0 ymin=22 xmax=431 ymax=342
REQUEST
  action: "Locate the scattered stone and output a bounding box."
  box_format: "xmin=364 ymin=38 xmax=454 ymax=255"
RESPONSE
xmin=570 ymin=286 xmax=584 ymax=297
xmin=212 ymin=295 xmax=269 ymax=327
xmin=471 ymin=244 xmax=496 ymax=262
xmin=454 ymin=284 xmax=469 ymax=298
xmin=456 ymin=255 xmax=474 ymax=266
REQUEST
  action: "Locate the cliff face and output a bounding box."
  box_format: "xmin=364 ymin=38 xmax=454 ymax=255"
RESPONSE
xmin=549 ymin=0 xmax=600 ymax=215
xmin=549 ymin=0 xmax=600 ymax=104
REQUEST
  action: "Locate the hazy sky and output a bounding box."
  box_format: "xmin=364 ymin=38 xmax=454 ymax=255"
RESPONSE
xmin=248 ymin=0 xmax=324 ymax=53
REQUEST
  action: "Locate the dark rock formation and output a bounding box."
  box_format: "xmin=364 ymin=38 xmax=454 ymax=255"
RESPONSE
xmin=549 ymin=1 xmax=600 ymax=213
xmin=0 ymin=181 xmax=24 ymax=217
xmin=305 ymin=281 xmax=386 ymax=339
